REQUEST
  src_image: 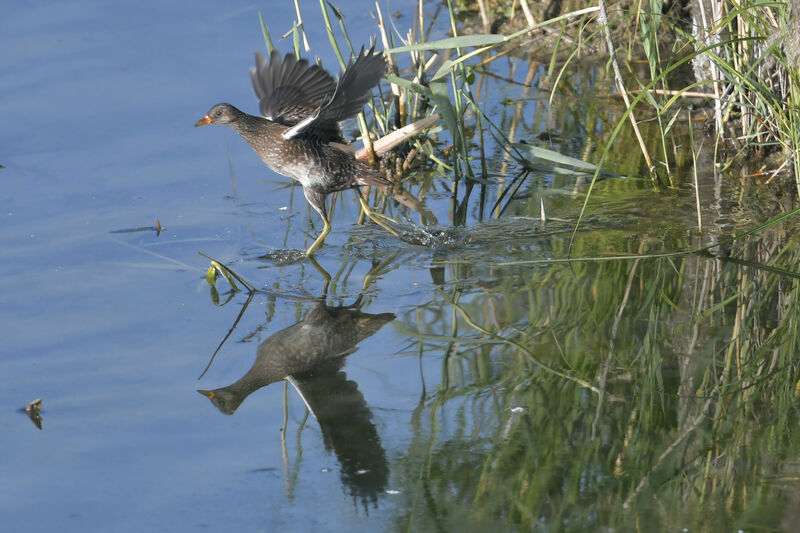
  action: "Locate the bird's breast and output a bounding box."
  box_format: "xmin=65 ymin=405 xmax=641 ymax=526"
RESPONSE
xmin=253 ymin=137 xmax=358 ymax=191
xmin=258 ymin=144 xmax=326 ymax=188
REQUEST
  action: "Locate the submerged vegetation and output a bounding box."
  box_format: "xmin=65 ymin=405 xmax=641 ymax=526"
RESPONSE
xmin=200 ymin=0 xmax=800 ymax=529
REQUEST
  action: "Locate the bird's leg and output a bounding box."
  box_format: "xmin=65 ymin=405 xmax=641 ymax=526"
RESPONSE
xmin=303 ymin=187 xmax=331 ymax=256
xmin=306 ymin=218 xmax=331 ymax=256
xmin=356 ymin=189 xmax=400 ymax=238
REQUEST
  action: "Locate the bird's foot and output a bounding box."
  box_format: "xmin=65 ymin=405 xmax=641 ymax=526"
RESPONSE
xmin=356 ymin=194 xmax=401 ymax=238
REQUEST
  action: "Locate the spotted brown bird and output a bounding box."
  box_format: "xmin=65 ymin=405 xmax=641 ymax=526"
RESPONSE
xmin=196 ymin=47 xmax=392 ymax=255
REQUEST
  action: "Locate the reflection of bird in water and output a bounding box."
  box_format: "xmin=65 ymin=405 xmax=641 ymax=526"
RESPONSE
xmin=196 ymin=47 xmax=393 ymax=255
xmin=199 ymin=297 xmax=394 ymax=504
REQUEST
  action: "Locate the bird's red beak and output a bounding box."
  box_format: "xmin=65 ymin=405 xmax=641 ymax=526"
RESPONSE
xmin=195 ymin=115 xmax=212 ymax=127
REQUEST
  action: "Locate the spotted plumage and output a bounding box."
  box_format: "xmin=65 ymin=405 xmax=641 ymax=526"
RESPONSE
xmin=197 ymin=47 xmax=389 ymax=255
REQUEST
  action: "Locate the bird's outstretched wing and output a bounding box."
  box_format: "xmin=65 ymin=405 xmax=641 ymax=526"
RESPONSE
xmin=250 ymin=51 xmax=337 ymax=127
xmin=281 ymin=46 xmax=386 ymax=141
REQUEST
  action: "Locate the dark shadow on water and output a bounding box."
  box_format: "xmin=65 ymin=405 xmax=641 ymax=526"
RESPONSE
xmin=198 ymin=276 xmax=395 ymax=505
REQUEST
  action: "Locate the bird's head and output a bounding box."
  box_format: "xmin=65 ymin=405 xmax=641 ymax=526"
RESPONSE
xmin=195 ymin=103 xmax=240 ymax=127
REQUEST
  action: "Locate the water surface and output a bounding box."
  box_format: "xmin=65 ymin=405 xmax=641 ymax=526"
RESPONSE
xmin=3 ymin=1 xmax=800 ymax=532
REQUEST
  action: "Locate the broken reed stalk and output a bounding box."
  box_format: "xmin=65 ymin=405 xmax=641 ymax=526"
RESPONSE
xmin=354 ymin=114 xmax=441 ymax=161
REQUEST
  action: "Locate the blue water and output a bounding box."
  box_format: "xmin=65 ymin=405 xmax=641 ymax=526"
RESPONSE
xmin=6 ymin=1 xmax=785 ymax=531
xmin=2 ymin=1 xmax=424 ymax=531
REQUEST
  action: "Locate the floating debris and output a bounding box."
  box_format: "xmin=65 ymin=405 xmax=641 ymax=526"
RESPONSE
xmin=110 ymin=219 xmax=164 ymax=236
xmin=24 ymin=398 xmax=43 ymax=430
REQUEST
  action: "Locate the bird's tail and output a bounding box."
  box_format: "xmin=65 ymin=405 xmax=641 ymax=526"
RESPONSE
xmin=356 ymin=168 xmax=392 ymax=190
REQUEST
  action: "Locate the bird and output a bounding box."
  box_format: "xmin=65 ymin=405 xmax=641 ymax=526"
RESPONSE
xmin=196 ymin=46 xmax=394 ymax=255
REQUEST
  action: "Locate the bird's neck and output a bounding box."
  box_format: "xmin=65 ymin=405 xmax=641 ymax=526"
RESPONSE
xmin=216 ymin=106 xmax=270 ymax=136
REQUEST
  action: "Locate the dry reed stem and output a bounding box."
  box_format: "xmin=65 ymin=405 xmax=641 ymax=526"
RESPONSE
xmin=597 ymin=0 xmax=654 ymax=173
xmin=375 ymin=3 xmax=401 ymax=99
xmin=354 ymin=113 xmax=441 ymax=160
xmin=476 ymin=0 xmax=491 ymax=33
xmin=519 ymin=0 xmax=536 ymax=26
xmin=292 ymin=0 xmax=311 ymax=51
